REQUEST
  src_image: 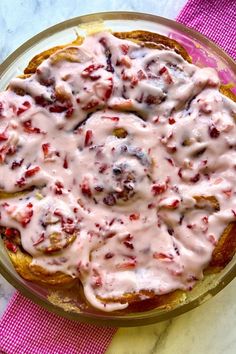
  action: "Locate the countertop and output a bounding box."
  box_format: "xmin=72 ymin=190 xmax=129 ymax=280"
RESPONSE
xmin=0 ymin=1 xmax=236 ymax=353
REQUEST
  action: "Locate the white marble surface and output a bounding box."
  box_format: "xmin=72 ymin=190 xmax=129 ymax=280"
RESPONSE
xmin=0 ymin=0 xmax=186 ymax=63
xmin=1 ymin=1 xmax=236 ymax=354
xmin=107 ymin=280 xmax=236 ymax=354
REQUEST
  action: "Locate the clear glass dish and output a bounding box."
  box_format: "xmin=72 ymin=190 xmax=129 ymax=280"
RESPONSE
xmin=0 ymin=11 xmax=235 ymax=327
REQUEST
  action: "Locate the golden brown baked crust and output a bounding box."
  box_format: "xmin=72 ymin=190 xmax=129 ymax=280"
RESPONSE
xmin=23 ymin=37 xmax=84 ymax=75
xmin=114 ymin=30 xmax=192 ymax=63
xmin=5 ymin=247 xmax=75 ymax=286
xmin=208 ymin=223 xmax=236 ymax=272
xmin=220 ymin=85 xmax=236 ymax=103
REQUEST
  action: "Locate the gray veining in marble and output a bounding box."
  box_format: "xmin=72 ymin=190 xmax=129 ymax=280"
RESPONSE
xmin=0 ymin=0 xmax=186 ymax=63
xmin=0 ymin=275 xmax=14 ymax=317
xmin=106 ymin=279 xmax=236 ymax=354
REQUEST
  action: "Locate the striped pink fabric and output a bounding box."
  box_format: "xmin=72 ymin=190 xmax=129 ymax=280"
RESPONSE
xmin=0 ymin=2 xmax=235 ymax=353
xmin=177 ymin=0 xmax=236 ymax=60
xmin=0 ymin=292 xmax=116 ymax=354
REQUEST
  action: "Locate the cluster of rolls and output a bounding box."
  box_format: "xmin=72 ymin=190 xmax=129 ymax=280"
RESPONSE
xmin=0 ymin=29 xmax=236 ymax=312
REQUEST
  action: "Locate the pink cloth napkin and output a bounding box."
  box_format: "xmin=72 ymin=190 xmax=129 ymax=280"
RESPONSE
xmin=0 ymin=292 xmax=116 ymax=354
xmin=0 ymin=1 xmax=235 ymax=353
xmin=177 ymin=0 xmax=236 ymax=60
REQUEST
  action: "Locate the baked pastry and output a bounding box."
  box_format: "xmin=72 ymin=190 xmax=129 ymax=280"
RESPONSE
xmin=0 ymin=29 xmax=236 ymax=312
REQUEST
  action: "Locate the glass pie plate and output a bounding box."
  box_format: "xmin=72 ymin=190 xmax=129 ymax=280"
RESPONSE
xmin=0 ymin=11 xmax=235 ymax=327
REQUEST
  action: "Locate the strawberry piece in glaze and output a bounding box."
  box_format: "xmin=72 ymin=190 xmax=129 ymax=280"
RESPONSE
xmin=16 ymin=101 xmax=31 ymax=116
